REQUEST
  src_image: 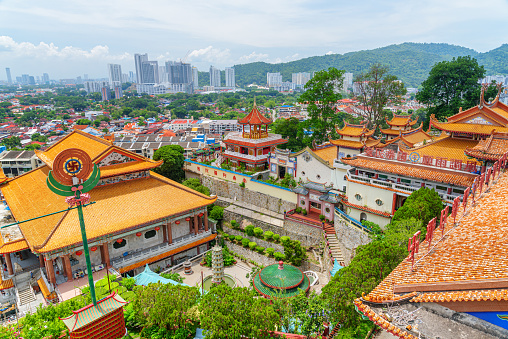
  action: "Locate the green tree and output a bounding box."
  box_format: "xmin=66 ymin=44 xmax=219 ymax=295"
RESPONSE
xmin=75 ymin=118 xmax=91 ymax=125
xmin=182 ymin=178 xmax=210 ymax=195
xmin=2 ymin=136 xmax=21 ymax=149
xmin=153 ymin=145 xmax=185 ymax=182
xmin=299 ymin=67 xmax=345 ymax=144
xmin=272 ymin=117 xmax=309 ymax=152
xmin=416 ymin=56 xmax=486 ymax=120
xmin=24 ymin=143 xmax=41 ymax=151
xmin=392 ymin=187 xmax=444 ymax=227
xmin=209 ymin=205 xmax=224 ymax=221
xmin=199 ymin=284 xmax=279 ymax=339
xmin=354 ymin=63 xmax=406 ymax=127
xmin=30 ymin=133 xmax=48 ymax=143
xmin=281 ymin=238 xmax=307 ymax=266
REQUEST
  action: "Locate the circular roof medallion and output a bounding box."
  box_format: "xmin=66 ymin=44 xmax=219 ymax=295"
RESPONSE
xmin=52 ymin=148 xmax=93 ymax=185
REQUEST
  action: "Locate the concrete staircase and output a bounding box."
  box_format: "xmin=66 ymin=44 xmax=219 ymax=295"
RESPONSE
xmin=323 ymin=223 xmax=345 ymax=264
xmin=16 ymin=282 xmax=36 ymax=307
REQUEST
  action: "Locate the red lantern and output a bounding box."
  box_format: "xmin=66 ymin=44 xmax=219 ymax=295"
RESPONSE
xmin=155 ymin=226 xmax=160 ymax=231
xmin=199 ymin=213 xmax=204 ymax=217
xmin=175 ymin=220 xmax=180 ymax=225
xmin=76 ymin=250 xmax=83 ymax=256
xmin=90 ymin=246 xmax=97 ymax=252
xmin=116 ymin=239 xmax=123 ymax=244
xmin=185 ymin=217 xmax=191 ymax=221
xmin=136 ymin=232 xmax=142 ymax=237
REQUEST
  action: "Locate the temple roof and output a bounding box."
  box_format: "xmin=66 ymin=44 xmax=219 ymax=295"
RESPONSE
xmin=60 ymin=293 xmax=127 ymax=332
xmin=311 ymin=145 xmax=337 ymax=165
xmin=330 ymin=137 xmax=381 ymax=149
xmin=406 ymin=135 xmax=480 ymax=164
xmin=253 ymin=262 xmax=310 ymax=298
xmin=1 ymin=133 xmax=216 ymax=253
xmin=238 ymin=102 xmax=272 ymax=125
xmin=465 ymin=132 xmax=508 ymax=161
xmin=342 ymin=155 xmax=476 ymax=187
xmin=134 ymin=264 xmax=189 ymax=287
xmin=385 ymin=114 xmax=418 ymax=127
xmin=335 ymin=122 xmax=375 ymax=137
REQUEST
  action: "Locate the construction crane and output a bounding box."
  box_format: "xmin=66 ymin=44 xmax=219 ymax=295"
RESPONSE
xmin=181 ymin=50 xmax=191 ymax=63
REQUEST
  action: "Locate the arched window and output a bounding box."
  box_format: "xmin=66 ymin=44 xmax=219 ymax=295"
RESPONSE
xmin=355 ymin=194 xmax=362 ymax=201
xmin=144 ymin=230 xmax=156 ymax=239
xmin=113 ymin=239 xmax=126 ymax=249
xmin=360 ymin=213 xmax=367 ymax=222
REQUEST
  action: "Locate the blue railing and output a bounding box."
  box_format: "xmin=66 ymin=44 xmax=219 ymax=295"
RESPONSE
xmin=334 ymin=208 xmax=371 ymax=233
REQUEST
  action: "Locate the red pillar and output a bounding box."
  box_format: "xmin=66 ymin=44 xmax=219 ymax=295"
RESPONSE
xmin=62 ymin=255 xmax=73 ymax=281
xmin=4 ymin=254 xmax=13 ymax=276
xmin=204 ymin=211 xmax=209 ymax=232
xmin=102 ymin=243 xmax=111 ymax=268
xmin=45 ymin=258 xmax=56 ymax=286
xmin=194 ymin=215 xmax=198 ymax=235
xmin=162 ymin=222 xmax=168 ymax=243
xmin=38 ymin=254 xmax=44 ymax=268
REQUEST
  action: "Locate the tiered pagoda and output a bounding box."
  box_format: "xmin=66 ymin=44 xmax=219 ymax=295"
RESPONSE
xmin=222 ymin=102 xmax=287 ymax=171
xmin=329 ymin=122 xmax=381 ymax=161
xmin=380 ymin=114 xmax=418 ymax=140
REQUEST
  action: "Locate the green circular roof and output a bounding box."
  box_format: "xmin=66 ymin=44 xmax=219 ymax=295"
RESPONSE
xmin=253 ymin=271 xmax=309 ymax=298
xmin=259 ymin=263 xmax=304 ymax=290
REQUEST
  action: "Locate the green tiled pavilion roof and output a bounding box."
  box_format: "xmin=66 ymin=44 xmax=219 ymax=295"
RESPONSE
xmin=259 ymin=263 xmax=304 ymax=289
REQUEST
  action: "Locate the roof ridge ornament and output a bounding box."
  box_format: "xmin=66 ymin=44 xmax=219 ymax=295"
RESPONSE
xmin=479 ymin=83 xmax=504 ymax=109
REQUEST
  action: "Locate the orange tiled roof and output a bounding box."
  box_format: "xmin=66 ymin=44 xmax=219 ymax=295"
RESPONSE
xmin=363 ymin=173 xmax=508 ymax=304
xmin=238 ymin=103 xmax=272 ymax=125
xmin=0 ymin=276 xmax=13 ymax=290
xmin=35 ymin=130 xmax=111 ymax=168
xmin=329 ymin=137 xmax=380 ymax=149
xmin=0 ymin=168 xmax=7 ymax=184
xmin=99 ymin=160 xmax=163 ymax=178
xmin=0 ymin=238 xmax=29 ymax=254
xmin=311 ymin=146 xmax=337 ymax=165
xmin=1 ymin=167 xmax=216 ymax=253
xmin=342 ymin=156 xmax=475 ymax=187
xmin=386 ymin=114 xmax=418 ymax=127
xmin=407 ymin=136 xmax=480 ymax=164
xmin=335 ymin=122 xmax=375 ymax=137
xmin=464 ymin=132 xmax=508 ymax=161
xmin=430 ymin=115 xmax=508 ymax=136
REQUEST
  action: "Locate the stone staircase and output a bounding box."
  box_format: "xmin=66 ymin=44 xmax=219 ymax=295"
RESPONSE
xmin=16 ymin=282 xmax=36 ymax=306
xmin=323 ymin=223 xmax=345 ymax=264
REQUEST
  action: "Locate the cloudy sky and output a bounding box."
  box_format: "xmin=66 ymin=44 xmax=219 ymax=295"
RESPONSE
xmin=1 ymin=0 xmax=507 ymax=80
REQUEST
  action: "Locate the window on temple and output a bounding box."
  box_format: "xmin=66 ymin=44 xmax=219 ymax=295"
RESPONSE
xmin=355 ymin=194 xmax=362 ymax=201
xmin=300 ymin=199 xmax=306 ymax=206
xmin=113 ymin=239 xmax=126 ymax=249
xmin=145 ymin=230 xmax=156 ymax=239
xmin=360 ymin=213 xmax=367 ymax=222
xmin=316 ymin=174 xmax=321 ymax=180
xmin=376 ymin=199 xmax=383 ymax=206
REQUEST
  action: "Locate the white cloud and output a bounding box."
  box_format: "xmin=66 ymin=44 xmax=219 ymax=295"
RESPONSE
xmin=238 ymin=52 xmax=269 ymax=63
xmin=326 ymin=51 xmax=334 ymax=55
xmin=188 ymin=46 xmax=231 ymax=63
xmin=0 ymin=36 xmax=130 ymax=60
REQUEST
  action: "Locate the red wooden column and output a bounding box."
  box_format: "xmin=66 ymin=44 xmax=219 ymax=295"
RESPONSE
xmin=38 ymin=254 xmax=44 ymax=268
xmin=4 ymin=254 xmax=13 ymax=276
xmin=62 ymin=255 xmax=73 ymax=281
xmin=45 ymin=258 xmax=56 ymax=286
xmin=204 ymin=211 xmax=209 ymax=232
xmin=102 ymin=243 xmax=111 ymax=268
xmin=194 ymin=215 xmax=198 ymax=235
xmin=168 ymin=223 xmax=173 ymax=244
xmin=162 ymin=221 xmax=168 ymax=243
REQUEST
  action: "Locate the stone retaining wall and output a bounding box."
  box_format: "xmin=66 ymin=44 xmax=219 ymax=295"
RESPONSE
xmin=223 ymin=209 xmax=322 ymax=247
xmin=334 ymin=216 xmax=371 ymax=265
xmin=222 ymin=227 xmax=285 ymax=253
xmin=202 ymin=176 xmax=295 ymax=213
xmin=226 ymin=241 xmax=278 ymax=267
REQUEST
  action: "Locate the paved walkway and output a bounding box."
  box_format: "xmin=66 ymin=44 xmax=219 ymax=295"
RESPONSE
xmin=58 ymin=269 xmax=109 ymax=301
xmin=221 ymin=197 xmax=285 ymax=228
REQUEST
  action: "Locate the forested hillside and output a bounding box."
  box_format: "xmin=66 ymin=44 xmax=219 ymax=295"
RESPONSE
xmin=198 ymin=43 xmax=508 ymax=88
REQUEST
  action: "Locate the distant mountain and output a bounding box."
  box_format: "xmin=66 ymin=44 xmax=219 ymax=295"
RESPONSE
xmin=224 ymin=43 xmax=506 ymax=88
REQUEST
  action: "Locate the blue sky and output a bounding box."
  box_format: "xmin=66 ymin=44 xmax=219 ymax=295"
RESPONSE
xmin=1 ymin=0 xmax=507 ymax=80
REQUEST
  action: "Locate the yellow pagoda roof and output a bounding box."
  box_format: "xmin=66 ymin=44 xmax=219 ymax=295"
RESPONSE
xmin=429 ymin=115 xmax=508 ymax=136
xmin=407 ymin=135 xmax=480 ymax=164
xmin=335 ymin=122 xmax=375 ymax=137
xmin=311 ymin=146 xmax=337 ymax=165
xmin=385 ymin=114 xmax=418 ymax=126
xmin=465 ymin=132 xmax=508 ymax=161
xmin=330 ymin=137 xmax=381 ymax=149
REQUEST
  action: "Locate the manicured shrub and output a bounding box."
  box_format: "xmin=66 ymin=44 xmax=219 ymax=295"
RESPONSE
xmin=231 ymin=220 xmax=240 ymax=230
xmin=121 ymin=291 xmax=136 ymax=302
xmin=245 ymin=224 xmax=255 ymax=236
xmin=114 ymin=286 xmax=127 ymax=295
xmin=273 ymin=234 xmax=280 ymax=242
xmin=280 ymin=236 xmax=291 ymax=245
xmin=253 ymin=227 xmax=263 ymax=238
xmin=296 ymin=207 xmax=302 ymax=213
xmin=121 ymin=277 xmax=136 ymax=291
xmin=249 ymin=242 xmax=257 ymax=250
xmin=242 ymin=238 xmax=250 ymax=247
xmin=222 ymin=233 xmax=229 ymax=238
xmin=235 ymin=235 xmax=243 ymax=242
xmin=266 ymin=248 xmax=275 ymax=256
xmin=263 ymin=231 xmax=274 ymax=240
xmin=228 ymin=234 xmax=235 ymax=241
xmin=274 ymin=252 xmax=285 ymax=261
xmin=319 ymin=214 xmax=325 ymax=221
xmin=302 ymin=209 xmax=307 ymax=215
xmin=256 ymin=246 xmax=265 ymax=253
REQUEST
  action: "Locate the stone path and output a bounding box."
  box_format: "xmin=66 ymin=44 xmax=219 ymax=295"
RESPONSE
xmin=174 ymin=260 xmax=253 ymax=290
xmin=323 ymin=224 xmax=345 ymax=264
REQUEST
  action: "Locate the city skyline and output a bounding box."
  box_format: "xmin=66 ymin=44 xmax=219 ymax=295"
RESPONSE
xmin=1 ymin=0 xmax=508 ymax=80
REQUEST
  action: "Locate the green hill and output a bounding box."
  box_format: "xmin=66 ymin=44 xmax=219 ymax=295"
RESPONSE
xmin=207 ymin=43 xmax=507 ymax=88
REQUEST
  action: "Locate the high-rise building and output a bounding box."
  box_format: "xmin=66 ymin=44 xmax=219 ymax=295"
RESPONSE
xmin=267 ymin=72 xmax=283 ymax=87
xmin=134 ymin=53 xmax=148 ymax=83
xmin=114 ymin=86 xmax=123 ymax=99
xmin=225 ymin=67 xmax=235 ymax=87
xmin=101 ymin=86 xmax=112 ymax=101
xmin=343 ymin=72 xmax=353 ymax=90
xmin=192 ymin=66 xmax=199 ymax=88
xmin=21 ymin=74 xmax=30 ymax=85
xmin=128 ymin=71 xmax=135 ymax=83
xmin=84 ymin=80 xmax=109 ymax=94
xmin=159 ymin=66 xmax=168 ymax=83
xmin=42 ymin=73 xmax=50 ymax=84
xmin=108 ymin=64 xmax=123 ymax=87
xmin=5 ymin=68 xmax=12 ymax=84
xmin=84 ymin=74 xmax=89 ymax=80
xmin=141 ymin=61 xmax=159 ymax=84
xmin=209 ymin=66 xmax=221 ymax=87
xmin=122 ymin=73 xmax=129 ymax=83
xmin=292 ymin=72 xmax=311 ymax=86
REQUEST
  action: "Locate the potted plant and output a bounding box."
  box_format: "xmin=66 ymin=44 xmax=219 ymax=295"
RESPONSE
xmin=319 ymin=214 xmax=325 ymax=222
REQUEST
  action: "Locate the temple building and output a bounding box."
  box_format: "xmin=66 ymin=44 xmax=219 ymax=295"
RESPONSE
xmin=382 ymin=124 xmax=432 ymax=150
xmin=222 ymin=103 xmax=287 ymax=171
xmin=355 ymin=163 xmax=508 ymax=339
xmin=0 ymin=130 xmax=216 ymax=303
xmin=380 ymin=114 xmax=418 ymax=140
xmin=329 ymin=122 xmax=381 ymax=161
